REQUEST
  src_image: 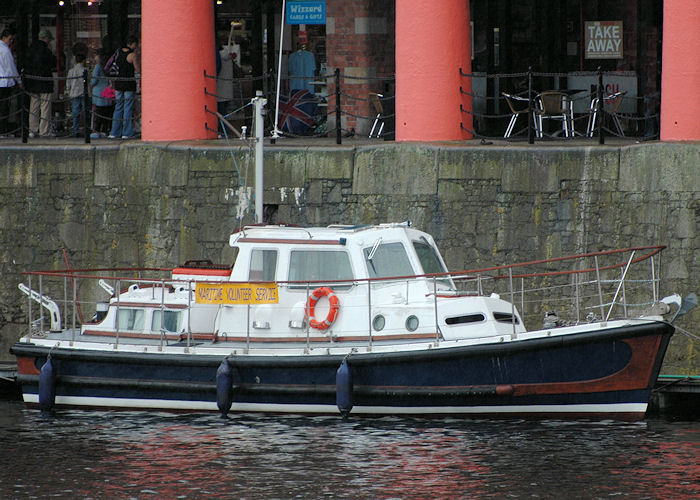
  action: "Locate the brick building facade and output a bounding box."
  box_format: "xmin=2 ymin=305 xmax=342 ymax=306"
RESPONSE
xmin=325 ymin=1 xmax=395 ymax=134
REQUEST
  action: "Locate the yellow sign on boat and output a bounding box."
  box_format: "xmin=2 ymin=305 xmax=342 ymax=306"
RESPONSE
xmin=195 ymin=283 xmax=279 ymax=304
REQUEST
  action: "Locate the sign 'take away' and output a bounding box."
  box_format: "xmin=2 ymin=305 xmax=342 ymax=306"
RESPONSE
xmin=585 ymin=21 xmax=623 ymax=59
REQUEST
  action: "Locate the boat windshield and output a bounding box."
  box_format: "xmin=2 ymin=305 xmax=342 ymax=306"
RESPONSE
xmin=288 ymin=250 xmax=354 ymax=289
xmin=413 ymin=240 xmax=453 ymax=288
xmin=363 ymin=242 xmax=415 ymax=279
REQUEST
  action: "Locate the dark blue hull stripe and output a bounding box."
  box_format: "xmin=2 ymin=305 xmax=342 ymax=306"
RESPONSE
xmin=12 ymin=321 xmax=674 ymax=413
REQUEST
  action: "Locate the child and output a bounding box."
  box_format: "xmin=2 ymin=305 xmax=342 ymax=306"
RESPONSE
xmin=66 ymin=53 xmax=86 ymax=137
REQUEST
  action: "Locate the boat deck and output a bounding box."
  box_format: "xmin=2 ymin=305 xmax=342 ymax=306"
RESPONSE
xmin=21 ymin=328 xmax=446 ymax=354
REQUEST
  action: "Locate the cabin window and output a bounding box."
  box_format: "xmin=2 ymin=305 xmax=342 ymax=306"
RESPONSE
xmin=446 ymin=313 xmax=486 ymax=325
xmin=363 ymin=242 xmax=414 ymax=279
xmin=413 ymin=241 xmax=447 ymax=274
xmin=117 ymin=309 xmax=145 ymax=331
xmin=494 ymin=312 xmax=520 ymax=324
xmin=288 ymin=250 xmax=353 ymax=288
xmin=413 ymin=240 xmax=452 ymax=288
xmin=229 ymin=246 xmax=240 ymax=269
xmin=249 ymin=249 xmax=277 ymax=281
xmin=152 ymin=310 xmax=182 ymax=333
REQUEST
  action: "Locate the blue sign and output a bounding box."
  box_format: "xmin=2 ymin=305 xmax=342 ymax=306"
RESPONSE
xmin=286 ymin=1 xmax=326 ymax=25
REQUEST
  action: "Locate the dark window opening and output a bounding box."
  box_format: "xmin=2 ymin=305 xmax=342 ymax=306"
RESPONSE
xmin=445 ymin=314 xmax=486 ymax=325
xmin=494 ymin=312 xmax=520 ymax=324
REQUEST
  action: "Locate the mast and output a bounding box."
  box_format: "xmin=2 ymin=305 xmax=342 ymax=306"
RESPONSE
xmin=252 ymin=91 xmax=267 ymax=223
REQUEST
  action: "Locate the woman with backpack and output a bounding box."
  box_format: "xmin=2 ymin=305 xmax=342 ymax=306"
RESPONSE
xmin=90 ymin=49 xmax=114 ymax=138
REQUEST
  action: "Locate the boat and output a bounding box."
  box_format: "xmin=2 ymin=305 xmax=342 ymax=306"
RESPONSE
xmin=10 ymin=221 xmax=690 ymax=419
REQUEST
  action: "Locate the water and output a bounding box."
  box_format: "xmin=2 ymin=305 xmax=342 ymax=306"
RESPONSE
xmin=0 ymin=401 xmax=698 ymax=499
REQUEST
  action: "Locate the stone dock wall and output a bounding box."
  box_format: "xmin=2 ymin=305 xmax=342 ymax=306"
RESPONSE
xmin=0 ymin=141 xmax=697 ymax=373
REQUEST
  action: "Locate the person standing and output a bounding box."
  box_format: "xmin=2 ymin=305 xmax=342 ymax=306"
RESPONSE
xmin=109 ymin=35 xmax=138 ymax=139
xmin=90 ymin=49 xmax=113 ymax=138
xmin=25 ymin=29 xmax=56 ymax=137
xmin=0 ymin=29 xmax=21 ymax=137
xmin=66 ymin=53 xmax=86 ymax=137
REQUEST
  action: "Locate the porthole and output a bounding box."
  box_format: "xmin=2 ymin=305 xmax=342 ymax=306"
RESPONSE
xmin=372 ymin=314 xmax=386 ymax=331
xmin=405 ymin=315 xmax=419 ymax=332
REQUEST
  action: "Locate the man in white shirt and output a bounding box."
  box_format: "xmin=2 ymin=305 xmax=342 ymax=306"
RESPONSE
xmin=0 ymin=29 xmax=21 ymax=136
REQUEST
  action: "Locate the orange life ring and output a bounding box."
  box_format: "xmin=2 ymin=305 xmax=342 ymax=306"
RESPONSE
xmin=306 ymin=287 xmax=340 ymax=331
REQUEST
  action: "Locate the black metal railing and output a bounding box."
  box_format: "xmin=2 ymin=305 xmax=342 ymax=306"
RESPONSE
xmin=459 ymin=67 xmax=659 ymax=144
xmin=0 ymin=66 xmax=659 ymax=145
xmin=0 ymin=69 xmax=141 ymax=144
xmin=204 ymin=69 xmax=396 ymax=145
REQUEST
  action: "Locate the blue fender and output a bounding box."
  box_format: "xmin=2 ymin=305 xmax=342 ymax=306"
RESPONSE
xmin=39 ymin=357 xmax=56 ymax=413
xmin=216 ymin=359 xmax=233 ymax=417
xmin=336 ymin=359 xmax=353 ymax=417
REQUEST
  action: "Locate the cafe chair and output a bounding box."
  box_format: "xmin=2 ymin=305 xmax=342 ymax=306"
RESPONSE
xmin=534 ymin=91 xmax=574 ymax=138
xmin=368 ymin=93 xmax=385 ymax=138
xmin=586 ymin=91 xmax=626 ymax=137
xmin=501 ymin=92 xmax=532 ymax=138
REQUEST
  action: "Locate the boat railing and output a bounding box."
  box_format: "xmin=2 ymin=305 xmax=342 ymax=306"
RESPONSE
xmin=441 ymin=245 xmax=665 ymax=333
xmin=18 ymin=246 xmax=666 ymax=346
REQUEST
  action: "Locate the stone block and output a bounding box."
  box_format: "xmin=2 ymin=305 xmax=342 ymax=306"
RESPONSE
xmin=675 ymin=208 xmax=695 ymax=239
xmin=0 ymin=148 xmax=35 ymax=188
xmin=437 ymin=180 xmax=467 ymax=201
xmin=189 ymin=146 xmax=241 ymax=172
xmin=619 ymin=143 xmax=700 ymax=193
xmin=264 ymin=150 xmax=307 ymax=187
xmin=501 ymin=150 xmax=558 ymax=193
xmin=94 ymin=145 xmax=122 ymax=186
xmin=438 ymin=147 xmax=504 ymax=179
xmin=306 ymin=180 xmax=323 ymax=204
xmin=353 ymin=145 xmax=437 ymax=195
xmin=115 ymin=144 xmax=189 ymax=186
xmin=304 ymin=149 xmax=354 ymax=179
xmin=327 ymin=183 xmax=342 ymax=203
xmin=270 ymin=186 xmax=305 ymax=206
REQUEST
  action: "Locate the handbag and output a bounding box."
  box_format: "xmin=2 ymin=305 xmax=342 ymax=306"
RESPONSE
xmin=101 ymin=84 xmax=115 ymax=99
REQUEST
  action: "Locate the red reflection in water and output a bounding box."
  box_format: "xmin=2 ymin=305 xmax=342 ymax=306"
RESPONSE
xmin=9 ymin=411 xmax=696 ymax=499
xmin=365 ymin=430 xmax=492 ymax=498
xmin=87 ymin=424 xmax=233 ymax=497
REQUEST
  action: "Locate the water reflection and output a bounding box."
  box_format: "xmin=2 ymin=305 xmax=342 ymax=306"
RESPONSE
xmin=0 ymin=402 xmax=698 ymax=498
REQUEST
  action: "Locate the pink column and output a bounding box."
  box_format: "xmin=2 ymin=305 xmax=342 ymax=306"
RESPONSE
xmin=395 ymin=0 xmax=471 ymax=141
xmin=660 ymin=0 xmax=700 ymax=141
xmin=141 ymin=0 xmax=217 ymax=141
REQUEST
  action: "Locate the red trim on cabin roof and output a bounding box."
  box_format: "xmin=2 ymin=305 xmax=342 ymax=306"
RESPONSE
xmin=111 ymin=302 xmax=189 ymax=309
xmin=237 ymin=238 xmax=343 ymax=245
xmin=172 ymin=268 xmax=231 ymax=276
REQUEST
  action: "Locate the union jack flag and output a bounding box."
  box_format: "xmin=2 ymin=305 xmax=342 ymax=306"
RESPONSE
xmin=278 ymin=89 xmax=318 ymax=134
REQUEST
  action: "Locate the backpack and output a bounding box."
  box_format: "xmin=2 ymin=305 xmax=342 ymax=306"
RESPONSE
xmin=103 ymin=49 xmax=120 ymax=77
